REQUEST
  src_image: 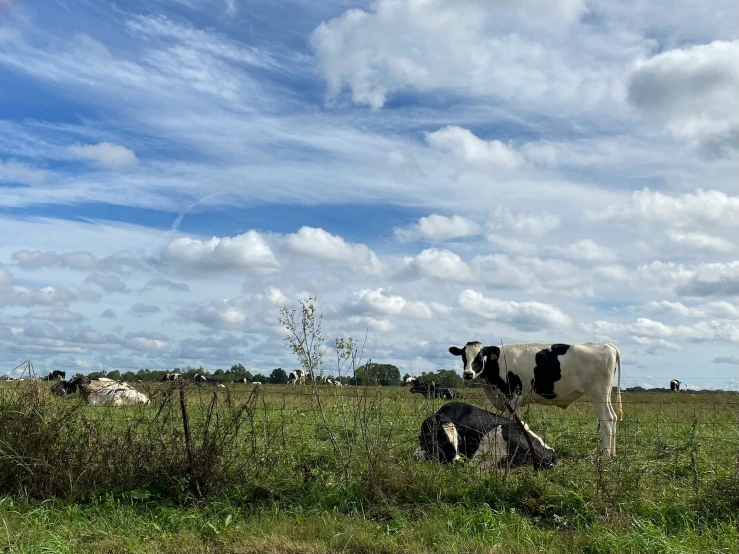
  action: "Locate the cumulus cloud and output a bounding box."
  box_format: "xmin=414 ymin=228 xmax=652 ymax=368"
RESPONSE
xmin=311 ymin=0 xmax=591 ymax=110
xmin=644 ymin=300 xmax=739 ymax=319
xmin=395 ymin=214 xmax=482 ymax=243
xmin=667 ymin=231 xmax=734 ymax=253
xmin=426 ymin=127 xmax=522 ymax=169
xmin=636 ymin=260 xmax=739 ymax=298
xmin=101 ymin=308 xmax=117 ymax=319
xmin=486 ymin=235 xmax=538 ymax=256
xmin=712 ymin=356 xmax=738 ymax=365
xmin=178 ymin=298 xmax=248 ymax=330
xmin=488 ymin=207 xmax=560 ymax=236
xmin=12 ymin=249 xmax=142 ymax=273
xmin=342 ymin=288 xmax=438 ymax=319
xmin=471 ymin=254 xmax=585 ymax=294
xmin=163 ymin=231 xmax=280 ymax=274
xmin=0 ymin=158 xmax=48 ymax=185
xmin=401 ymin=248 xmax=472 ymax=283
xmin=582 ymin=317 xmax=739 ymax=343
xmin=68 ymin=142 xmax=137 ymax=168
xmin=84 ymin=273 xmax=128 ymax=293
xmin=143 ymin=278 xmax=190 ymax=292
xmin=590 ymin=188 xmax=739 ymax=229
xmin=129 ymin=303 xmax=162 ymax=317
xmin=627 ymin=40 xmax=739 ymax=157
xmin=283 ymin=227 xmax=383 ymax=275
xmin=0 ymin=264 xmax=78 ymax=307
xmin=124 ymin=331 xmax=170 ymax=352
xmin=553 ymin=239 xmax=617 ymax=262
xmin=458 ymin=289 xmax=572 ymax=331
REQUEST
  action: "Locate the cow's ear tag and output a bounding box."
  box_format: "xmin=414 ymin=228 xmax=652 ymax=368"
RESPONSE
xmin=488 ymin=352 xmax=498 ymax=361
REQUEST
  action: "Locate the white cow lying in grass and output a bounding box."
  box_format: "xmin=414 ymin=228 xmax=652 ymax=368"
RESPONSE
xmin=86 ymin=378 xmax=150 ymax=407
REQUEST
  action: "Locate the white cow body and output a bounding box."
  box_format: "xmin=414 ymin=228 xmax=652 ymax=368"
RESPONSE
xmin=87 ymin=380 xmax=150 ymax=407
xmin=450 ymin=342 xmax=622 ymax=456
xmin=288 ymin=370 xmax=306 ymax=385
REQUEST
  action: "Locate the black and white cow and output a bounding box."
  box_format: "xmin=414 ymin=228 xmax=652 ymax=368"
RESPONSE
xmin=670 ymin=379 xmax=680 ymax=393
xmin=161 ymin=372 xmax=182 ymax=382
xmin=50 ymin=375 xmax=88 ymax=396
xmin=233 ymin=378 xmax=250 ymax=384
xmin=449 ymin=341 xmax=623 ymax=456
xmin=46 ymin=370 xmax=66 ymax=381
xmin=415 ymin=402 xmax=557 ymax=469
xmin=288 ymin=370 xmax=305 ymax=385
xmin=410 ymin=381 xmax=461 ymax=400
xmin=193 ymin=374 xmax=225 ymax=386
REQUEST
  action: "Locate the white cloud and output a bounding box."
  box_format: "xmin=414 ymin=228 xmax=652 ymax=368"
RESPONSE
xmin=68 ymin=142 xmax=137 ymax=168
xmin=129 ymin=303 xmax=162 ymax=317
xmin=488 ymin=206 xmax=560 ymax=236
xmin=644 ymin=300 xmax=739 ymax=319
xmin=178 ymin=299 xmax=248 ymax=330
xmin=591 ymin=188 xmax=739 ymax=229
xmin=713 ymin=356 xmax=738 ymax=365
xmin=143 ymin=278 xmax=190 ymax=292
xmin=486 ymin=235 xmax=538 ymax=256
xmin=627 ymin=40 xmax=739 ymax=157
xmin=401 ymin=248 xmax=472 ymax=283
xmin=582 ymin=317 xmax=739 ymax=343
xmin=124 ymin=331 xmax=170 ymax=352
xmin=84 ymin=273 xmax=128 ymax=293
xmin=0 ymin=264 xmax=78 ymax=307
xmin=458 ymin=289 xmax=572 ymax=331
xmin=636 ymin=260 xmax=739 ymax=298
xmin=163 ymin=231 xmax=280 ymax=274
xmin=667 ymin=231 xmax=734 ymax=253
xmin=553 ymin=239 xmax=617 ymax=262
xmin=0 ymin=158 xmax=47 ymax=184
xmin=283 ymin=227 xmax=383 ymax=275
xmin=394 ymin=214 xmax=482 ymax=243
xmin=101 ymin=308 xmax=117 ymax=319
xmin=343 ymin=288 xmax=436 ymax=319
xmin=471 ymin=254 xmax=585 ymax=294
xmin=11 ymin=249 xmax=142 ymax=273
xmin=426 ymin=127 xmax=522 ymax=169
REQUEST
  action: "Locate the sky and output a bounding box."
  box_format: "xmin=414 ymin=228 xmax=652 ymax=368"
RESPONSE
xmin=0 ymin=0 xmax=737 ymax=390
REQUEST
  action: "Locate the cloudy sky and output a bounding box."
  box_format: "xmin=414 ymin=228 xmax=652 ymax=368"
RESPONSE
xmin=0 ymin=0 xmax=737 ymax=389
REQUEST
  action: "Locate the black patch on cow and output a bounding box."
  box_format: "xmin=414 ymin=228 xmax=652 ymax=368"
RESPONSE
xmin=531 ymin=344 xmax=570 ymax=399
xmin=479 ymin=347 xmax=524 ymax=397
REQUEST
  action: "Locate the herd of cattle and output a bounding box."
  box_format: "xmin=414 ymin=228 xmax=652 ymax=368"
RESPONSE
xmin=32 ymin=340 xmax=686 ymax=467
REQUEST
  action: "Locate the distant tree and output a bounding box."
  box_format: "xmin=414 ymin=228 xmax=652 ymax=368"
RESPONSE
xmin=230 ymin=363 xmax=248 ymax=378
xmin=355 ymin=363 xmax=400 ymax=386
xmin=213 ymin=369 xmax=225 ymax=377
xmin=106 ymin=370 xmax=121 ymax=381
xmin=252 ymin=373 xmax=269 ymax=383
xmin=88 ymin=371 xmax=107 ymax=380
xmin=269 ymin=368 xmax=288 ymax=384
xmin=120 ymin=371 xmax=136 ymax=382
xmin=419 ymin=369 xmax=464 ymax=388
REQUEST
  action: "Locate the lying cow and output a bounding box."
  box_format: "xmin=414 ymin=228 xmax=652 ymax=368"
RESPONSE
xmin=449 ymin=341 xmax=623 ymax=456
xmin=46 ymin=370 xmax=66 ymax=381
xmin=410 ymin=381 xmax=461 ymax=400
xmin=86 ymin=379 xmax=150 ymax=407
xmin=193 ymin=373 xmax=224 ymax=386
xmin=670 ymin=379 xmax=680 ymax=393
xmin=415 ymin=402 xmax=556 ymax=469
xmin=161 ymin=372 xmax=182 ymax=382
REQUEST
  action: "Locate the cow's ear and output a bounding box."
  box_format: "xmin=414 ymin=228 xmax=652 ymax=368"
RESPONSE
xmin=482 ymin=346 xmax=500 ymax=361
xmin=449 ymin=346 xmax=464 ymax=356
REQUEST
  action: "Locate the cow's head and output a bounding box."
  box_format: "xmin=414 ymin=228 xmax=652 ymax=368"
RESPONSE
xmin=449 ymin=342 xmax=500 ymax=381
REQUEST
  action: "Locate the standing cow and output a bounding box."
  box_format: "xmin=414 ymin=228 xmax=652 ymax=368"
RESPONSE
xmin=449 ymin=341 xmax=623 ymax=456
xmin=288 ymin=370 xmax=305 ymax=385
xmin=670 ymin=379 xmax=680 ymax=393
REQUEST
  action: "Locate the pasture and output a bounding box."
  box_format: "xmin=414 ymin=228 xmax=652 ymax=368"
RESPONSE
xmin=0 ymin=380 xmax=737 ymax=553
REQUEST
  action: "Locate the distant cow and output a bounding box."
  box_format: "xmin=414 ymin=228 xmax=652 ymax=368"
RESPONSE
xmin=162 ymin=373 xmax=182 ymax=382
xmin=193 ymin=374 xmax=222 ymax=385
xmin=449 ymin=341 xmax=623 ymax=456
xmin=50 ymin=375 xmax=88 ymax=396
xmin=404 ymin=376 xmax=417 ymax=385
xmin=46 ymin=370 xmax=66 ymax=381
xmin=670 ymin=379 xmax=680 ymax=393
xmin=410 ymin=381 xmax=461 ymax=400
xmin=86 ymin=379 xmax=150 ymax=407
xmin=415 ymin=402 xmax=557 ymax=469
xmin=233 ymin=378 xmax=250 ymax=384
xmin=288 ymin=370 xmax=305 ymax=385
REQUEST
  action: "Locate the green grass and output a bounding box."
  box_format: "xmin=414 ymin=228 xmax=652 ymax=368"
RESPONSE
xmin=0 ymin=382 xmax=737 ymax=553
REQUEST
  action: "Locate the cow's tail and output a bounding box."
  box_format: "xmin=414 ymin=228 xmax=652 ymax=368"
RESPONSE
xmin=609 ymin=343 xmax=623 ymax=421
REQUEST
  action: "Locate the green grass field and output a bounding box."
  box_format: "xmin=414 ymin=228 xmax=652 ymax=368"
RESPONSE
xmin=0 ymin=381 xmax=737 ymax=553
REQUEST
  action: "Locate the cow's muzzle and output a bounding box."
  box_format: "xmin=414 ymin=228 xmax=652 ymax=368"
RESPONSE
xmin=463 ymin=371 xmax=476 ymax=381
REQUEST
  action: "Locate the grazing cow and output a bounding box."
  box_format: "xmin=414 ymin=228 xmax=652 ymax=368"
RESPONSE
xmin=193 ymin=373 xmax=222 ymax=385
xmin=415 ymin=402 xmax=557 ymax=469
xmin=449 ymin=341 xmax=623 ymax=456
xmin=409 ymin=381 xmax=461 ymax=400
xmin=670 ymin=379 xmax=680 ymax=392
xmin=86 ymin=379 xmax=150 ymax=407
xmin=288 ymin=370 xmax=306 ymax=385
xmin=161 ymin=373 xmax=182 ymax=382
xmin=46 ymin=370 xmax=66 ymax=381
xmin=50 ymin=375 xmax=88 ymax=396
xmin=233 ymin=378 xmax=250 ymax=384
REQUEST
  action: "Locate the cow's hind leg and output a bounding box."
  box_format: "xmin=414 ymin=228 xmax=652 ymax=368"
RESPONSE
xmin=592 ymin=395 xmax=617 ymax=456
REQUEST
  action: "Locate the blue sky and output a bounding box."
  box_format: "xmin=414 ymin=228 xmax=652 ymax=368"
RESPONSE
xmin=0 ymin=0 xmax=737 ymax=389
